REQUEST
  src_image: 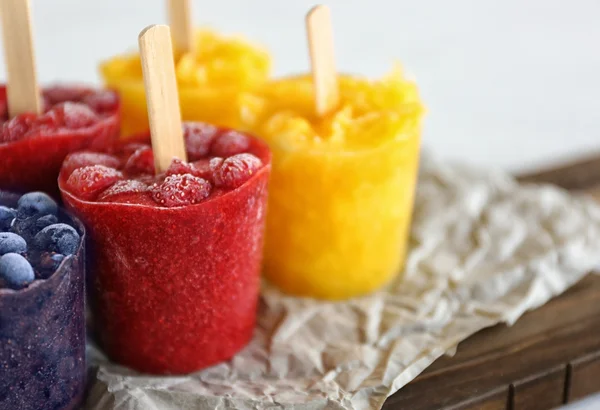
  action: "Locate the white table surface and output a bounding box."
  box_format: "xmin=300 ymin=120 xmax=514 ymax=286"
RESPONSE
xmin=5 ymin=0 xmax=599 ymax=408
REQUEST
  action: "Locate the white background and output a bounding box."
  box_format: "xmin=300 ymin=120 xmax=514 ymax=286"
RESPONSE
xmin=5 ymin=0 xmax=600 ymax=408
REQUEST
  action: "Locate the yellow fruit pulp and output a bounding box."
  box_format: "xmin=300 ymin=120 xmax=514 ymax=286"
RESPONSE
xmin=239 ymin=67 xmax=424 ymax=300
xmin=100 ymin=29 xmax=271 ymax=137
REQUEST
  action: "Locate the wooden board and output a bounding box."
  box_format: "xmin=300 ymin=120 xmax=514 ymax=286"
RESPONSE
xmin=384 ymin=156 xmax=600 ymax=410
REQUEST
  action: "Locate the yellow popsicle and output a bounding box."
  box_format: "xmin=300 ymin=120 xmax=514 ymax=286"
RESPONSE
xmin=239 ymin=66 xmax=424 ymax=300
xmin=100 ymin=29 xmax=271 ymax=137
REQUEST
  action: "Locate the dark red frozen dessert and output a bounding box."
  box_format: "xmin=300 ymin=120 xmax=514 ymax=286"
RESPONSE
xmin=59 ymin=123 xmax=271 ymax=374
xmin=0 ymin=191 xmax=85 ymax=410
xmin=0 ymin=85 xmax=120 ymax=196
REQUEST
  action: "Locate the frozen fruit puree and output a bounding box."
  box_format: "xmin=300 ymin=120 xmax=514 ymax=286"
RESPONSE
xmin=0 ymin=191 xmax=85 ymax=410
xmin=59 ymin=124 xmax=271 ymax=374
xmin=0 ymin=85 xmax=120 ymax=196
xmin=100 ymin=29 xmax=270 ymax=137
xmin=239 ymin=66 xmax=424 ymax=300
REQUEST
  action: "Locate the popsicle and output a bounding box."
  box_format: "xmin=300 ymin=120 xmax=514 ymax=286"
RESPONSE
xmin=0 ymin=191 xmax=85 ymax=410
xmin=238 ymin=6 xmax=424 ymax=300
xmin=0 ymin=86 xmax=120 ymax=196
xmin=60 ymin=25 xmax=271 ymax=374
xmin=100 ymin=1 xmax=270 ymax=136
xmin=0 ymin=0 xmax=120 ymax=196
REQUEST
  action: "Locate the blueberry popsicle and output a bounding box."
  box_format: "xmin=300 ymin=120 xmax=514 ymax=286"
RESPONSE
xmin=59 ymin=25 xmax=271 ymax=374
xmin=0 ymin=191 xmax=85 ymax=410
xmin=238 ymin=6 xmax=425 ymax=300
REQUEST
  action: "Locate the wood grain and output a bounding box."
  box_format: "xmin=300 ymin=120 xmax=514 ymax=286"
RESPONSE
xmin=306 ymin=5 xmax=339 ymax=117
xmin=167 ymin=0 xmax=193 ymax=54
xmin=138 ymin=24 xmax=187 ymax=174
xmin=569 ymin=352 xmax=600 ymax=402
xmin=383 ymin=157 xmax=600 ymax=410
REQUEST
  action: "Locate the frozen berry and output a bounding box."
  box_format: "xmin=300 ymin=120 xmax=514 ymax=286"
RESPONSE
xmin=53 ymin=102 xmax=98 ymax=129
xmin=36 ymin=252 xmax=65 ymax=279
xmin=35 ymin=214 xmax=59 ymax=232
xmin=43 ymin=87 xmax=88 ymax=105
xmin=62 ymin=152 xmax=120 ymax=178
xmin=34 ymin=223 xmax=80 ymax=256
xmin=120 ymin=142 xmax=148 ymax=158
xmin=166 ymin=158 xmax=196 ymax=176
xmin=66 ymin=165 xmax=123 ymax=200
xmin=1 ymin=113 xmax=37 ymax=143
xmin=0 ymin=253 xmax=34 ymax=290
xmin=82 ymin=90 xmax=118 ymax=113
xmin=210 ymin=130 xmax=250 ymax=157
xmin=213 ymin=153 xmax=262 ymax=189
xmin=11 ymin=217 xmax=37 ymax=243
xmin=184 ymin=123 xmax=218 ymax=160
xmin=189 ymin=157 xmax=223 ymax=181
xmin=17 ymin=192 xmax=58 ymax=218
xmin=98 ymin=180 xmax=148 ymax=202
xmin=150 ymin=174 xmax=211 ymax=207
xmin=0 ymin=206 xmax=16 ymax=231
xmin=0 ymin=232 xmax=26 ymax=255
xmin=209 ymin=157 xmax=224 ymax=170
xmin=125 ymin=146 xmax=155 ymax=175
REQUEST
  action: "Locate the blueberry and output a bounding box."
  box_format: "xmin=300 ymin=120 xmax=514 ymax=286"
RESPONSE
xmin=17 ymin=192 xmax=58 ymax=218
xmin=0 ymin=253 xmax=34 ymax=290
xmin=0 ymin=232 xmax=26 ymax=255
xmin=33 ymin=223 xmax=80 ymax=256
xmin=11 ymin=217 xmax=39 ymax=243
xmin=36 ymin=252 xmax=65 ymax=279
xmin=0 ymin=206 xmax=16 ymax=231
xmin=35 ymin=214 xmax=59 ymax=232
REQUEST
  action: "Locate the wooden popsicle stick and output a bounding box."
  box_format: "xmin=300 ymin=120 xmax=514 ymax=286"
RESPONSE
xmin=306 ymin=4 xmax=339 ymax=117
xmin=138 ymin=24 xmax=187 ymax=174
xmin=0 ymin=0 xmax=41 ymax=116
xmin=167 ymin=0 xmax=194 ymax=54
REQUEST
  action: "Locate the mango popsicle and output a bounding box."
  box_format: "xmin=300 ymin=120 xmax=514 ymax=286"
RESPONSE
xmin=100 ymin=29 xmax=271 ymax=136
xmin=239 ymin=68 xmax=424 ymax=300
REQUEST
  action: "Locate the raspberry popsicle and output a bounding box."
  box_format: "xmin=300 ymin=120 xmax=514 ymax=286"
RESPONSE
xmin=0 ymin=191 xmax=85 ymax=410
xmin=59 ymin=25 xmax=271 ymax=374
xmin=238 ymin=6 xmax=424 ymax=300
xmin=0 ymin=86 xmax=120 ymax=196
xmin=101 ymin=27 xmax=270 ymax=136
xmin=0 ymin=0 xmax=119 ymax=196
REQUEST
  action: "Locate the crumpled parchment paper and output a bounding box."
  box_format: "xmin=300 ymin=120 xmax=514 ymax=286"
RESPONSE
xmin=84 ymin=155 xmax=600 ymax=410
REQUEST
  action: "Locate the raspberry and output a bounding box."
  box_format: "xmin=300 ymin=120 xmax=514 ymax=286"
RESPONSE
xmin=210 ymin=130 xmax=250 ymax=157
xmin=125 ymin=146 xmax=155 ymax=176
xmin=150 ymin=174 xmax=211 ymax=207
xmin=97 ymin=180 xmax=148 ymax=202
xmin=43 ymin=86 xmax=88 ymax=105
xmin=66 ymin=165 xmax=123 ymax=200
xmin=189 ymin=157 xmax=223 ymax=181
xmin=166 ymin=158 xmax=196 ymax=177
xmin=184 ymin=123 xmax=218 ymax=160
xmin=82 ymin=90 xmax=118 ymax=113
xmin=213 ymin=153 xmax=262 ymax=189
xmin=120 ymin=143 xmax=149 ymax=157
xmin=0 ymin=114 xmax=37 ymax=142
xmin=62 ymin=152 xmax=120 ymax=178
xmin=48 ymin=102 xmax=98 ymax=129
xmin=210 ymin=131 xmax=250 ymax=158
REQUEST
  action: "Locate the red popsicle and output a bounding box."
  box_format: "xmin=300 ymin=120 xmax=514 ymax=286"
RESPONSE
xmin=0 ymin=0 xmax=119 ymax=196
xmin=59 ymin=125 xmax=270 ymax=374
xmin=0 ymin=86 xmax=120 ymax=196
xmin=58 ymin=25 xmax=271 ymax=374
